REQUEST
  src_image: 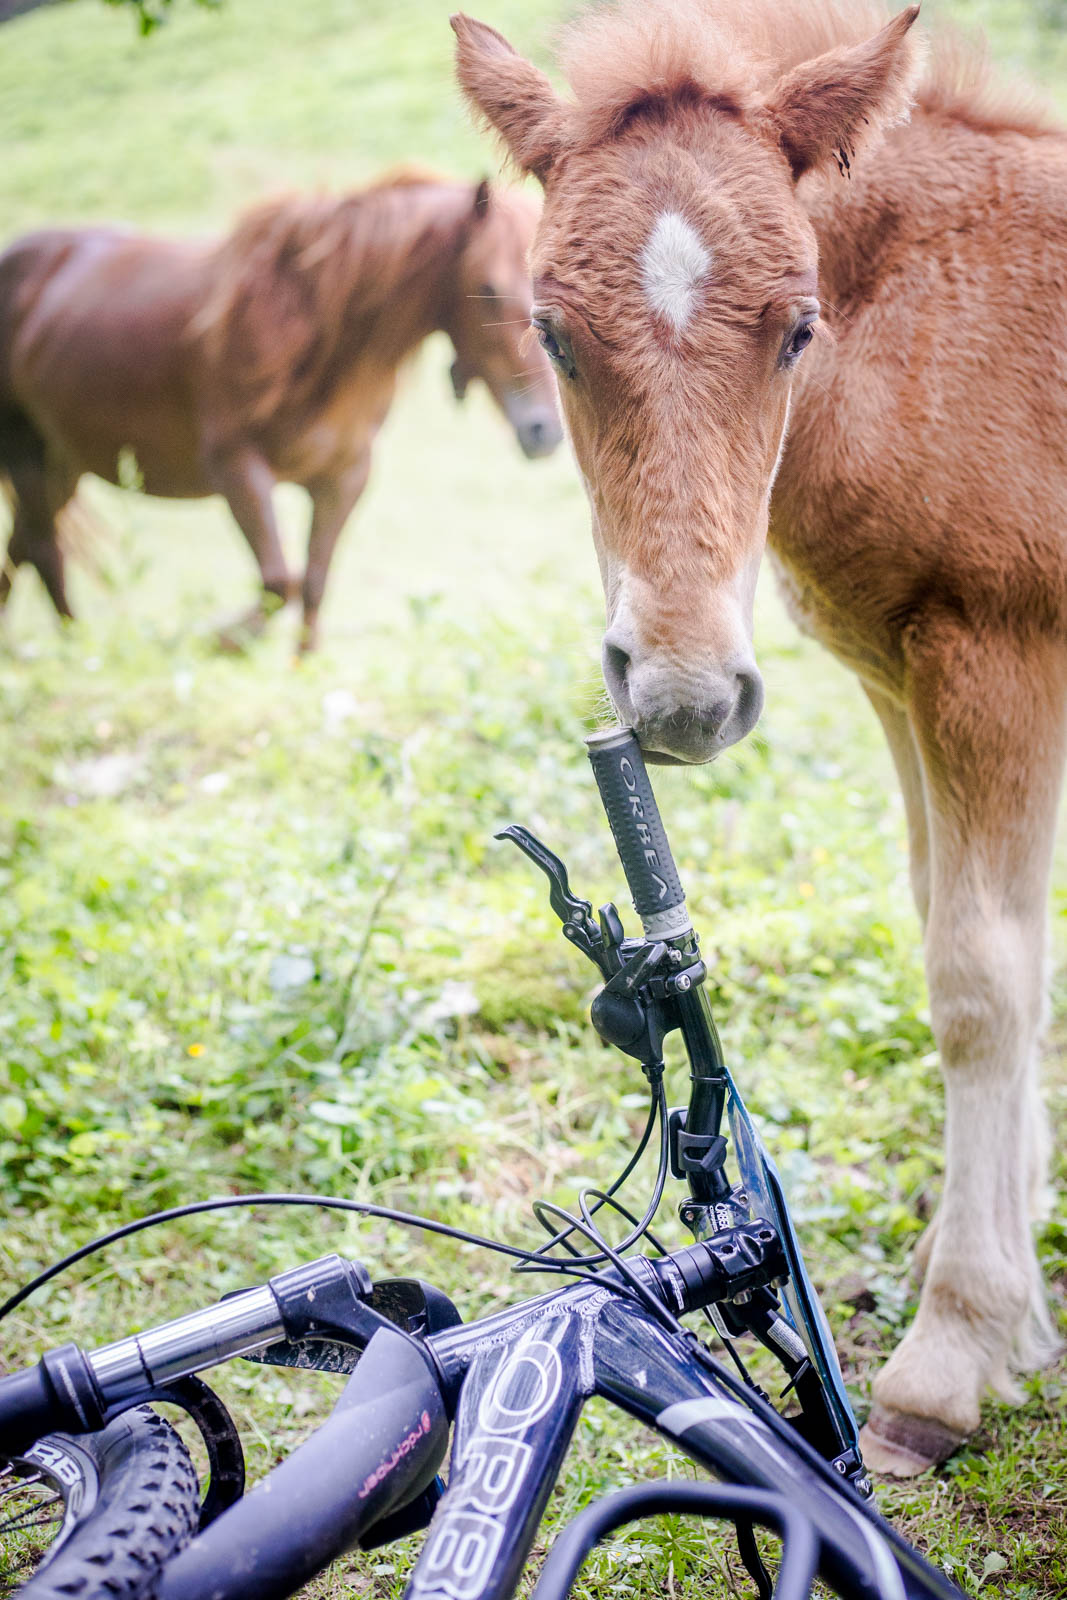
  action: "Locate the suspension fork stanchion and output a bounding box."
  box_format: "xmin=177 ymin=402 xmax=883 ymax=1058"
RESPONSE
xmin=158 ymin=1323 xmax=450 ymax=1600
xmin=406 ymin=1305 xmax=590 ymax=1600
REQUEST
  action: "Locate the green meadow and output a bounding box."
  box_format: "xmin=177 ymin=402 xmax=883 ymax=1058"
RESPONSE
xmin=0 ymin=0 xmax=1064 ymax=1594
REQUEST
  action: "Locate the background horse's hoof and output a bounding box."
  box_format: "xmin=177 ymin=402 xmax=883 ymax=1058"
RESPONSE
xmin=215 ymin=627 xmax=250 ymax=654
xmin=214 ymin=605 xmax=271 ymax=653
xmin=860 ymin=1406 xmax=964 ymax=1477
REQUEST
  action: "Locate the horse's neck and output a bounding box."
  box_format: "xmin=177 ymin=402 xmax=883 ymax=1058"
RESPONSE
xmin=339 ymin=184 xmax=470 ymax=362
xmin=801 ymin=124 xmax=921 ymax=317
xmin=803 ymin=107 xmax=1055 ymax=318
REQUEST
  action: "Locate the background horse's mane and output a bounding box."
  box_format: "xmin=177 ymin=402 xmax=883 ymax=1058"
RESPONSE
xmin=195 ymin=166 xmax=475 ymax=428
xmin=556 ymin=0 xmax=1056 ymax=150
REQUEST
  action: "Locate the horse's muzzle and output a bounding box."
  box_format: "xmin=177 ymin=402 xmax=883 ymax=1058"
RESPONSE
xmin=515 ymin=410 xmax=563 ymax=459
xmin=601 ymin=638 xmax=764 ymax=763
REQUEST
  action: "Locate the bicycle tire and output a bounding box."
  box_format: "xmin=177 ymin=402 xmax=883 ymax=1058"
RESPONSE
xmin=0 ymin=1406 xmax=199 ymax=1600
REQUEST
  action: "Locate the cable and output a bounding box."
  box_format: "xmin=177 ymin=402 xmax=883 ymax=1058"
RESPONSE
xmin=525 ymin=1084 xmax=661 ymax=1262
xmin=520 ymin=1079 xmax=670 ymax=1271
xmin=0 ymin=1192 xmax=641 ymax=1327
xmin=0 ymin=1182 xmax=883 ymax=1559
xmin=528 ymin=1196 xmax=681 ymax=1335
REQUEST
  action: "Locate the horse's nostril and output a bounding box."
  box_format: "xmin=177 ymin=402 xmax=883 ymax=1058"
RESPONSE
xmin=603 ymin=640 xmax=631 ymax=697
xmin=517 ymin=414 xmax=559 ymax=458
xmin=734 ymin=668 xmax=764 ymax=729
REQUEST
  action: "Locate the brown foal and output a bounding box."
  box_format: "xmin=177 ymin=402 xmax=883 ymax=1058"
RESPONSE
xmin=455 ymin=0 xmax=1066 ymax=1473
xmin=0 ymin=170 xmax=561 ymax=649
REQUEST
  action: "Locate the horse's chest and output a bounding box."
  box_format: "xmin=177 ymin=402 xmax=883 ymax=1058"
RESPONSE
xmin=271 ymin=375 xmax=393 ymax=482
xmin=767 ymin=440 xmax=915 ymax=698
xmin=766 ymin=543 xmax=906 ymax=698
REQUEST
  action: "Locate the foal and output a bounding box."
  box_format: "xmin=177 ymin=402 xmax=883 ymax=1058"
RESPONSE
xmin=456 ymin=0 xmax=1065 ymax=1472
xmin=0 ymin=171 xmax=561 ymax=649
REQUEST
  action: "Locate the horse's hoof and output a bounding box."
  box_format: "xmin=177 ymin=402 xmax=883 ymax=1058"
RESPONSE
xmin=215 ymin=617 xmax=262 ymax=654
xmin=215 ymin=629 xmax=247 ymax=655
xmin=859 ymin=1407 xmax=964 ymax=1477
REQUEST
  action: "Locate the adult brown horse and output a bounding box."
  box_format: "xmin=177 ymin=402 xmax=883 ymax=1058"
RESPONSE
xmin=455 ymin=0 xmax=1066 ymax=1473
xmin=0 ymin=170 xmax=561 ymax=649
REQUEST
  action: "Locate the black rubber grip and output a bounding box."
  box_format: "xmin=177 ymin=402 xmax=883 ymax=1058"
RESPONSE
xmin=585 ymin=729 xmax=688 ymax=933
xmin=0 ymin=1344 xmax=106 ymax=1454
xmin=0 ymin=1362 xmax=58 ymax=1455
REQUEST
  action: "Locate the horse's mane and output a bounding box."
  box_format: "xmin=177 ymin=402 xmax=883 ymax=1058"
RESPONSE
xmin=194 ymin=167 xmax=474 ymax=428
xmin=556 ymin=0 xmax=1057 ymax=149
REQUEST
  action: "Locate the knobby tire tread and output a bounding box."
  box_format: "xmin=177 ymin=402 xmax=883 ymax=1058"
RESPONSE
xmin=13 ymin=1407 xmax=199 ymax=1600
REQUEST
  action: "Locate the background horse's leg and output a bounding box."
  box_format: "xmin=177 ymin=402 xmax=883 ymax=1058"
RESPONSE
xmin=1 ymin=458 xmax=74 ymax=619
xmin=210 ymin=447 xmax=293 ymax=647
xmin=861 ymin=622 xmax=1066 ymax=1476
xmin=299 ymin=456 xmax=371 ymax=654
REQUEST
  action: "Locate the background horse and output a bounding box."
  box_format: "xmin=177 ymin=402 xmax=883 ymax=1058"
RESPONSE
xmin=0 ymin=170 xmax=561 ymax=650
xmin=455 ymin=0 xmax=1066 ymax=1473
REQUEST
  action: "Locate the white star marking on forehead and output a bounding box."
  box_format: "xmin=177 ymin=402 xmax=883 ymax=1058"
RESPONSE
xmin=640 ymin=211 xmax=712 ymax=331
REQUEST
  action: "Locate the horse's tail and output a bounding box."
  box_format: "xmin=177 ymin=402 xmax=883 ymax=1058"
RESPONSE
xmin=0 ymin=234 xmax=39 ymax=526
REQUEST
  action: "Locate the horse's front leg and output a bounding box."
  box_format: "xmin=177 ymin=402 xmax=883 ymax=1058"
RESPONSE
xmin=864 ymin=685 xmax=931 ymax=925
xmin=861 ymin=623 xmax=1065 ymax=1476
xmin=864 ymin=684 xmax=945 ymax=1277
xmin=209 ymin=446 xmax=295 ymax=646
xmin=299 ymin=454 xmax=371 ymax=654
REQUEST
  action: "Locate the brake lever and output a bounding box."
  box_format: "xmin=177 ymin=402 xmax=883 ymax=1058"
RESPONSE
xmin=495 ymin=824 xmax=612 ymax=975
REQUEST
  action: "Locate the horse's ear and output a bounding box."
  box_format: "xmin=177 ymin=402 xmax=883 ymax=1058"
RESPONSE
xmin=762 ymin=5 xmax=923 ymax=181
xmin=473 ymin=177 xmax=491 ymax=219
xmin=451 ymin=13 xmax=567 ymax=184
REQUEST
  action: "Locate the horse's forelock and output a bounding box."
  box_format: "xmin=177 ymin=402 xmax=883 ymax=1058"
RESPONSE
xmin=556 ymin=0 xmax=1054 ymax=155
xmin=557 ymin=0 xmax=891 ymax=150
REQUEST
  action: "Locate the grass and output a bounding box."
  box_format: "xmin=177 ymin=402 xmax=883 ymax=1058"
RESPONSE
xmin=1 ymin=0 xmax=1066 ymax=1596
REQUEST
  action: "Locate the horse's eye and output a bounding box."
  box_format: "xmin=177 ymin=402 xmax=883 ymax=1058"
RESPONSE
xmin=537 ymin=326 xmax=562 ymax=361
xmin=782 ymin=317 xmax=816 ymax=366
xmin=533 ymin=318 xmax=576 ymax=380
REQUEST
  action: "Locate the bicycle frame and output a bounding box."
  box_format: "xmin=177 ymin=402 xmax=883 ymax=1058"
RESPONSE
xmin=0 ymin=731 xmax=969 ymax=1600
xmin=144 ymin=1266 xmax=960 ymax=1600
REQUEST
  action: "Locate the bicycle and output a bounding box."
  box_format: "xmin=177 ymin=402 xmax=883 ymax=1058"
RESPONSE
xmin=0 ymin=728 xmax=967 ymax=1600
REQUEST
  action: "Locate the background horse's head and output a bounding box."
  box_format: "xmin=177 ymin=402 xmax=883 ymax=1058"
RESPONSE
xmin=446 ymin=180 xmax=563 ymax=460
xmin=454 ymin=1 xmax=921 ymax=759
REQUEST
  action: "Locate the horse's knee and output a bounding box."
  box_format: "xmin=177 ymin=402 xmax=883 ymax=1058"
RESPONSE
xmin=926 ymin=914 xmax=1041 ymax=1075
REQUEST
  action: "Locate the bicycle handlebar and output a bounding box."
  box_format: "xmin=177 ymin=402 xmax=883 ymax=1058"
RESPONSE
xmin=0 ymin=1243 xmax=967 ymax=1600
xmin=585 ymin=728 xmax=691 ymax=939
